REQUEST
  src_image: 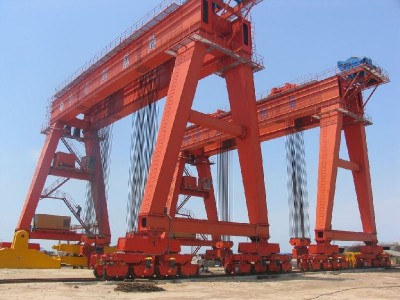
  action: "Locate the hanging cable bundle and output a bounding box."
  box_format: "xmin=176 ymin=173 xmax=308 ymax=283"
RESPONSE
xmin=84 ymin=182 xmax=96 ymax=234
xmin=285 ymin=130 xmax=310 ymax=239
xmin=100 ymin=125 xmax=114 ymax=195
xmin=217 ymin=144 xmax=232 ymax=241
xmin=126 ymin=68 xmax=160 ymax=232
xmin=83 ymin=125 xmax=114 ymax=234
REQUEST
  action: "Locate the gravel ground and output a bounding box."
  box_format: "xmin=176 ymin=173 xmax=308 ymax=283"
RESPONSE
xmin=0 ymin=267 xmax=399 ymax=300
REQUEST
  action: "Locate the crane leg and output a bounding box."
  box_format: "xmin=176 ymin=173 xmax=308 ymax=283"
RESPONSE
xmin=343 ymin=122 xmax=389 ymax=267
xmin=138 ymin=41 xmax=206 ymax=232
xmin=222 ymin=64 xmax=291 ymax=274
xmin=17 ymin=123 xmax=64 ymax=231
xmin=314 ymin=106 xmax=343 ymax=243
xmin=343 ymin=122 xmax=377 ymax=241
xmin=314 ymin=107 xmax=379 ymax=245
xmin=307 ymin=106 xmax=389 ymax=269
xmin=225 ymin=64 xmax=269 ymax=234
xmin=97 ymin=42 xmax=207 ymax=279
xmin=3 ymin=125 xmax=64 ymax=269
xmin=306 ymin=106 xmax=343 ymax=261
xmin=83 ymin=129 xmax=111 ymax=243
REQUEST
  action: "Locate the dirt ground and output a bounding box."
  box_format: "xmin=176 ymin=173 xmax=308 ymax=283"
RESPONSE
xmin=0 ymin=267 xmax=399 ymax=300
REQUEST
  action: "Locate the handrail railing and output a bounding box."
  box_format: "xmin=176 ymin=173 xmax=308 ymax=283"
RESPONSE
xmin=41 ymin=1 xmax=264 ymax=132
xmin=257 ymin=60 xmax=389 ymax=100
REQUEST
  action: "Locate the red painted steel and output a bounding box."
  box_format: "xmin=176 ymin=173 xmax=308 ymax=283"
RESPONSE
xmin=225 ymin=64 xmax=269 ymax=231
xmin=50 ymin=1 xmax=203 ymax=124
xmin=183 ymin=76 xmax=342 ymax=154
xmin=83 ymin=129 xmax=111 ymax=241
xmin=315 ymin=105 xmax=343 ymax=233
xmin=344 ymin=123 xmax=377 ymax=236
xmin=139 ymin=41 xmax=207 ymax=223
xmin=195 ymin=159 xmax=220 ymax=241
xmin=17 ymin=123 xmax=64 ymax=230
xmin=14 ymin=0 xmax=391 ymax=275
xmin=166 ymin=157 xmax=186 ymax=217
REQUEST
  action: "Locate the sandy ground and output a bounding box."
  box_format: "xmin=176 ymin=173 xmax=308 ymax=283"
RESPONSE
xmin=0 ymin=267 xmax=399 ymax=300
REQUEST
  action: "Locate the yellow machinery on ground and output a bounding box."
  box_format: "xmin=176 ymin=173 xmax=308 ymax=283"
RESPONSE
xmin=344 ymin=252 xmax=360 ymax=268
xmin=52 ymin=244 xmax=87 ymax=268
xmin=0 ymin=230 xmax=61 ymax=269
xmin=52 ymin=243 xmax=116 ymax=268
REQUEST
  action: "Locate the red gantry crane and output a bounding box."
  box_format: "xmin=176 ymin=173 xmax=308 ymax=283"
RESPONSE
xmin=0 ymin=0 xmax=390 ymax=273
xmin=180 ymin=60 xmax=391 ymax=272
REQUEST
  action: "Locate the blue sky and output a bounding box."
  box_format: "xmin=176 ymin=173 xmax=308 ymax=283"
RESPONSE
xmin=0 ymin=0 xmax=399 ymax=252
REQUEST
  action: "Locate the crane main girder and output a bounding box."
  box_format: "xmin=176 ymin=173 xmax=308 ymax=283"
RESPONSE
xmin=182 ymin=64 xmax=387 ymax=156
xmin=48 ymin=0 xmax=261 ymax=130
xmin=86 ymin=64 xmax=385 ymax=155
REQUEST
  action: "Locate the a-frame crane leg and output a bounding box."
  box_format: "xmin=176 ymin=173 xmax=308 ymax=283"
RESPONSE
xmin=311 ymin=106 xmax=385 ymax=265
xmin=343 ymin=122 xmax=377 ymax=243
xmin=17 ymin=123 xmax=64 ymax=231
xmin=83 ymin=129 xmax=111 ymax=243
xmin=314 ymin=106 xmax=343 ymax=250
xmin=343 ymin=122 xmax=386 ymax=265
xmin=221 ymin=64 xmax=290 ymax=274
xmin=138 ymin=41 xmax=206 ymax=232
xmin=2 ymin=123 xmax=66 ymax=269
xmin=225 ymin=64 xmax=269 ymax=238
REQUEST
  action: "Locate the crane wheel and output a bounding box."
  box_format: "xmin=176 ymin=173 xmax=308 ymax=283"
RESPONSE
xmin=177 ymin=266 xmax=188 ymax=277
xmin=125 ymin=266 xmax=133 ymax=280
xmin=178 ymin=264 xmax=199 ymax=277
xmin=93 ymin=268 xmax=102 ymax=279
xmin=224 ymin=264 xmax=233 ymax=275
xmin=155 ymin=266 xmax=162 ymax=278
xmin=103 ymin=268 xmax=116 ymax=281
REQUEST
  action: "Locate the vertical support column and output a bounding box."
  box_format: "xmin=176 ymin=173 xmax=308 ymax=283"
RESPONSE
xmin=315 ymin=106 xmax=343 ymax=241
xmin=139 ymin=42 xmax=206 ymax=224
xmin=196 ymin=158 xmax=220 ymax=241
xmin=344 ymin=122 xmax=377 ymax=242
xmin=84 ymin=129 xmax=111 ymax=242
xmin=225 ymin=64 xmax=268 ymax=232
xmin=17 ymin=123 xmax=63 ymax=230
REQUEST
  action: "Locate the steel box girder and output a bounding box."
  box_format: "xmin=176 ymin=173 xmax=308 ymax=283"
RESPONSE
xmin=51 ymin=0 xmax=203 ymax=124
xmin=315 ymin=229 xmax=377 ymax=242
xmin=50 ymin=0 xmax=255 ymax=127
xmin=140 ymin=214 xmax=269 ymax=238
xmin=92 ymin=72 xmax=342 ymax=157
xmin=87 ymin=53 xmax=240 ymax=130
xmin=183 ymin=76 xmax=341 ymax=155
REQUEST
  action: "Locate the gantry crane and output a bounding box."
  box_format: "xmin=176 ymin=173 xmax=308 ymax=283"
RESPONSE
xmin=0 ymin=0 xmax=390 ymax=273
xmin=180 ymin=59 xmax=391 ymax=271
xmin=1 ymin=0 xmax=271 ymax=270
